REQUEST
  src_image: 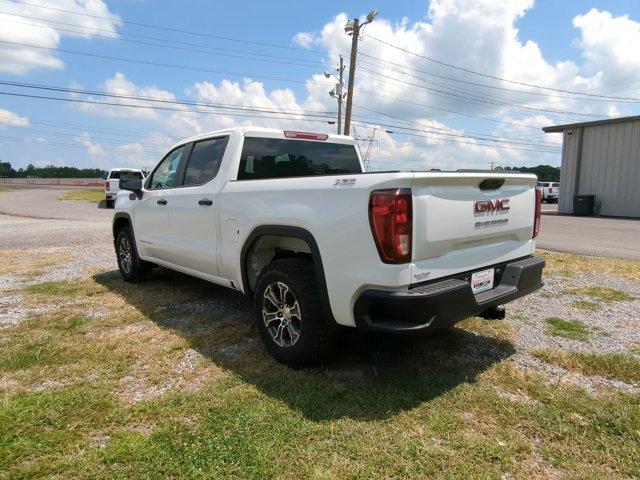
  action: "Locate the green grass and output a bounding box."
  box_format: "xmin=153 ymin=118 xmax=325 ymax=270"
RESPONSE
xmin=545 ymin=317 xmax=590 ymax=341
xmin=534 ymin=349 xmax=640 ymax=384
xmin=2 ymin=267 xmax=640 ymax=478
xmin=0 ymin=185 xmax=14 ymax=192
xmin=25 ymin=280 xmax=103 ymax=297
xmin=564 ymin=286 xmax=635 ymax=303
xmin=57 ymin=188 xmax=104 ymax=203
xmin=572 ymin=300 xmax=601 ymax=311
xmin=540 ymin=250 xmax=640 ymax=283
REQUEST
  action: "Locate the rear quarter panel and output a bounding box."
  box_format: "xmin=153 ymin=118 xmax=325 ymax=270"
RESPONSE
xmin=217 ymin=172 xmax=414 ymax=326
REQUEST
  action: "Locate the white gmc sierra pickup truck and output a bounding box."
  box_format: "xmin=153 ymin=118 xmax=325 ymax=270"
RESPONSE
xmin=113 ymin=127 xmax=544 ymax=366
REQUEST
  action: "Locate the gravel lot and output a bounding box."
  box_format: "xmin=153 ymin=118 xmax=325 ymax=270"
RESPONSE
xmin=1 ymin=187 xmax=639 ymax=395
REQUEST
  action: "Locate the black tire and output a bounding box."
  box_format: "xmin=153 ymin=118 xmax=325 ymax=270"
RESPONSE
xmin=254 ymin=258 xmax=332 ymax=367
xmin=115 ymin=226 xmax=153 ymax=283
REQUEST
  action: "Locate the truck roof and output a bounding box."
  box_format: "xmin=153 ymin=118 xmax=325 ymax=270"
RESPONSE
xmin=175 ymin=127 xmax=355 ymax=149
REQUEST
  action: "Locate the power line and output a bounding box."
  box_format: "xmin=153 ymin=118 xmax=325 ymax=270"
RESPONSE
xmin=6 ymin=125 xmax=170 ymax=151
xmin=359 ymin=52 xmax=640 ymax=104
xmin=2 ymin=80 xmax=560 ymax=148
xmin=1 ymin=0 xmax=333 ymax=55
xmin=0 ymin=39 xmax=336 ymax=90
xmin=0 ymin=90 xmax=341 ymax=126
xmin=355 ymin=64 xmax=604 ymax=119
xmin=351 ymin=104 xmax=560 ymax=148
xmin=0 ymin=81 xmax=561 ymax=150
xmin=0 ymin=12 xmax=331 ymax=69
xmin=355 ymin=87 xmax=541 ymax=130
xmin=353 ymin=121 xmax=560 ymax=152
xmin=366 ymin=34 xmax=640 ymax=102
xmin=0 ymin=79 xmax=336 ymax=119
xmin=14 ymin=116 xmax=179 ymax=142
xmin=0 ymin=134 xmax=163 ymax=158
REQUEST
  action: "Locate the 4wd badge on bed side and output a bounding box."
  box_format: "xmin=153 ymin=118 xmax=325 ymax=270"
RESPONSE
xmin=333 ymin=178 xmax=357 ymax=187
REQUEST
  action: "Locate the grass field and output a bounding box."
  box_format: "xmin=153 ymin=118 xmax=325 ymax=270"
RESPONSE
xmin=1 ymin=250 xmax=639 ymax=479
xmin=57 ymin=188 xmax=104 ymax=204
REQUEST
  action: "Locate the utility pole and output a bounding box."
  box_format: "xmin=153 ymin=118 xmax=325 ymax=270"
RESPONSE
xmin=343 ymin=9 xmax=378 ymax=136
xmin=337 ymin=55 xmax=344 ymax=134
xmin=326 ymin=55 xmax=345 ymax=135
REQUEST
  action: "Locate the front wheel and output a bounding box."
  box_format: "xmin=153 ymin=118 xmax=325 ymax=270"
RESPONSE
xmin=116 ymin=226 xmax=152 ymax=283
xmin=254 ymin=258 xmax=332 ymax=367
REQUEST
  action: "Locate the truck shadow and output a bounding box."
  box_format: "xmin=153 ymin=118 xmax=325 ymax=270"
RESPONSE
xmin=94 ymin=269 xmax=515 ymax=422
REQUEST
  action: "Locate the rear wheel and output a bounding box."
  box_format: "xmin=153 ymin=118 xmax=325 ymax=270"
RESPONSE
xmin=116 ymin=226 xmax=152 ymax=283
xmin=254 ymin=258 xmax=332 ymax=367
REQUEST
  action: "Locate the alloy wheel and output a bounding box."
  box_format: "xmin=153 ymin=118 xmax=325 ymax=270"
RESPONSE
xmin=119 ymin=236 xmax=133 ymax=274
xmin=262 ymin=281 xmax=302 ymax=348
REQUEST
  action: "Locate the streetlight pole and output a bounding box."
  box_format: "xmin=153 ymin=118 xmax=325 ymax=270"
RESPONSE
xmin=343 ymin=9 xmax=378 ymax=136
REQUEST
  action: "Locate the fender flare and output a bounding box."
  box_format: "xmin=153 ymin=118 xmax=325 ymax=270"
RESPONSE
xmin=240 ymin=225 xmax=334 ymax=323
xmin=112 ymin=212 xmax=133 ymax=243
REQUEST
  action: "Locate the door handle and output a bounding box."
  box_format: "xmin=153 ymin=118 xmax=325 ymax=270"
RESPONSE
xmin=157 ymin=199 xmax=167 ymax=205
xmin=198 ymin=198 xmax=213 ymax=206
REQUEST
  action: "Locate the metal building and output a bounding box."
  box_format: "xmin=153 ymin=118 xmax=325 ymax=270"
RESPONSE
xmin=543 ymin=115 xmax=640 ymax=218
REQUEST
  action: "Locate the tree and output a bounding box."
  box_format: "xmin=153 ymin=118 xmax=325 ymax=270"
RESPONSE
xmin=0 ymin=161 xmax=13 ymax=178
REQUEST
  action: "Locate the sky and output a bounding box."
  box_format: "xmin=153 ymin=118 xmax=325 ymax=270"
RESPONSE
xmin=1 ymin=0 xmax=639 ymax=172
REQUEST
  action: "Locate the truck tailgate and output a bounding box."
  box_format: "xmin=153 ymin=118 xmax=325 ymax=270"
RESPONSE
xmin=410 ymin=172 xmax=537 ymax=283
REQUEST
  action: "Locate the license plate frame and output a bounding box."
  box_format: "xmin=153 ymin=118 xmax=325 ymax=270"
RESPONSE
xmin=471 ymin=268 xmax=495 ymax=294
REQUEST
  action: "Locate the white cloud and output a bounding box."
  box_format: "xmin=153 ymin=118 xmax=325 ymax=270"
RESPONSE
xmin=292 ymin=32 xmax=316 ymax=49
xmin=0 ymin=108 xmax=29 ymax=128
xmin=68 ymin=1 xmax=640 ymax=172
xmin=75 ymin=72 xmax=176 ymax=120
xmin=75 ymin=132 xmax=106 ymax=159
xmin=573 ymin=9 xmax=640 ymax=88
xmin=0 ymin=0 xmax=120 ymax=74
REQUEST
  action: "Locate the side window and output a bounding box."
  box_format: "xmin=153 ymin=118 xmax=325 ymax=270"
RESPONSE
xmin=148 ymin=146 xmax=186 ymax=190
xmin=182 ymin=137 xmax=227 ymax=186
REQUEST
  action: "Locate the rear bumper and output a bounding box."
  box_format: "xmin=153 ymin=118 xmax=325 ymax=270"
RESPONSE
xmin=353 ymin=256 xmax=544 ymax=333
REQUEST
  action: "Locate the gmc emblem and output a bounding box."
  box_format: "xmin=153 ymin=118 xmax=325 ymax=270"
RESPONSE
xmin=474 ymin=198 xmax=510 ymax=213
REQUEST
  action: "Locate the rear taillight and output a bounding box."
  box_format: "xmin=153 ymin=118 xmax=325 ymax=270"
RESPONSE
xmin=105 ymin=183 xmax=110 ymax=191
xmin=369 ymin=189 xmax=412 ymax=263
xmin=533 ymin=188 xmax=542 ymax=238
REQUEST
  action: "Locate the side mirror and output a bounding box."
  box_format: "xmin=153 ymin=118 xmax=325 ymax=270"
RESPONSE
xmin=119 ymin=176 xmax=143 ymax=197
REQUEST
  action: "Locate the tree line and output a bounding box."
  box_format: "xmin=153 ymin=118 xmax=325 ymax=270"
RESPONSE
xmin=0 ymin=162 xmax=107 ymax=179
xmin=496 ymin=164 xmax=560 ymax=182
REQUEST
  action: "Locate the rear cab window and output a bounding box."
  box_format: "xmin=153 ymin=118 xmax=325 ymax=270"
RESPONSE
xmin=237 ymin=137 xmax=362 ymax=180
xmin=109 ymin=171 xmax=143 ymax=180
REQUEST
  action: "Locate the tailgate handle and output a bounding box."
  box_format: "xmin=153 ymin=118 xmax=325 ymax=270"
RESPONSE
xmin=479 ymin=178 xmax=505 ymax=190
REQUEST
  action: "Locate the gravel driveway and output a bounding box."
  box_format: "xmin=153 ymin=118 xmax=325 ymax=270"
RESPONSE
xmin=1 ymin=187 xmax=639 ymax=395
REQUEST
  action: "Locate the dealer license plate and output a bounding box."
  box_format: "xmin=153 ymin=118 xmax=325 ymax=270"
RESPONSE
xmin=471 ymin=268 xmax=495 ymax=294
